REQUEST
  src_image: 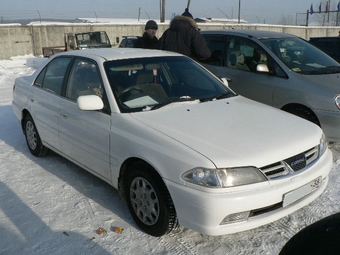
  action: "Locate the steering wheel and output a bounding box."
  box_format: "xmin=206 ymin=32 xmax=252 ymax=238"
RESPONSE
xmin=118 ymin=86 xmax=143 ymax=100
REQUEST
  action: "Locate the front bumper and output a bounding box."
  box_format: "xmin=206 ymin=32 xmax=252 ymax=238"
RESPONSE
xmin=165 ymin=148 xmax=333 ymax=236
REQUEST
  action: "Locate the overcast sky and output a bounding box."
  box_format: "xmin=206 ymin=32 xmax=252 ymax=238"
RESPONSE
xmin=0 ymin=0 xmax=337 ymax=24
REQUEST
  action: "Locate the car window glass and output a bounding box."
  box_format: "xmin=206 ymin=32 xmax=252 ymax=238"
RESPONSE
xmin=201 ymin=35 xmax=226 ymax=66
xmin=34 ymin=68 xmax=46 ymax=88
xmin=98 ymin=31 xmax=110 ymax=45
xmin=104 ymin=56 xmax=234 ymax=113
xmin=119 ymin=38 xmax=127 ymax=47
xmin=310 ymin=38 xmax=340 ymax=62
xmin=271 ymin=61 xmax=287 ymax=78
xmin=66 ymin=58 xmax=111 ymax=114
xmin=127 ymin=39 xmax=136 ymax=48
xmin=66 ymin=58 xmax=104 ymax=100
xmin=227 ymin=36 xmax=269 ymax=73
xmin=34 ymin=57 xmax=71 ymax=95
xmin=261 ymin=37 xmax=340 ymax=74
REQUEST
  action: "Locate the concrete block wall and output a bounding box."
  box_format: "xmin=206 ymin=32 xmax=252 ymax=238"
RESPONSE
xmin=0 ymin=23 xmax=339 ymax=60
xmin=0 ymin=25 xmax=33 ymax=58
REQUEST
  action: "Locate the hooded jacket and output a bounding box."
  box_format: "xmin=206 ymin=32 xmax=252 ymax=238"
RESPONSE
xmin=158 ymin=16 xmax=211 ymax=60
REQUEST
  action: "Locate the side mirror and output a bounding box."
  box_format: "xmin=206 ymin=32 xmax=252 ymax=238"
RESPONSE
xmin=256 ymin=64 xmax=270 ymax=73
xmin=221 ymin=77 xmax=230 ymax=87
xmin=77 ymin=95 xmax=104 ymax=110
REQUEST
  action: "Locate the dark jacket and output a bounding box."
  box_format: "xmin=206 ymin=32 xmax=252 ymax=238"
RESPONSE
xmin=134 ymin=32 xmax=159 ymax=49
xmin=158 ymin=16 xmax=211 ymax=60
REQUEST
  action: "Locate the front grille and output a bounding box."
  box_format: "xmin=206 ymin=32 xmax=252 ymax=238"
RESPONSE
xmin=285 ymin=153 xmax=306 ymax=171
xmin=260 ymin=146 xmax=319 ymax=179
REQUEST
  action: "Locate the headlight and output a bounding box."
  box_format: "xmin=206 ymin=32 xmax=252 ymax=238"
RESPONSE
xmin=335 ymin=95 xmax=340 ymax=110
xmin=181 ymin=167 xmax=268 ymax=188
xmin=319 ymin=133 xmax=328 ymax=156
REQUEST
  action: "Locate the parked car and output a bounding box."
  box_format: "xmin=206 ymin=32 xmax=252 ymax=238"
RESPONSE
xmin=309 ymin=36 xmax=340 ymax=63
xmin=118 ymin=36 xmax=138 ymax=48
xmin=200 ymin=30 xmax=340 ymax=142
xmin=42 ymin=31 xmax=112 ymax=57
xmin=12 ymin=48 xmax=332 ymax=237
xmin=280 ymin=212 xmax=340 ymax=255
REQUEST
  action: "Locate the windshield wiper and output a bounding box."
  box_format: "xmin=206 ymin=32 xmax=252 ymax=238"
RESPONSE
xmin=303 ymin=66 xmax=340 ymax=75
xmin=199 ymin=91 xmax=235 ymax=102
xmin=213 ymin=91 xmax=235 ymax=100
xmin=323 ymin=66 xmax=340 ymax=74
xmin=151 ymin=97 xmax=198 ymax=110
xmin=150 ymin=92 xmax=235 ymax=110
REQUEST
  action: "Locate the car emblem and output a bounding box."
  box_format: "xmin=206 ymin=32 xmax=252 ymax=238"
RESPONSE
xmin=285 ymin=153 xmax=306 ymax=171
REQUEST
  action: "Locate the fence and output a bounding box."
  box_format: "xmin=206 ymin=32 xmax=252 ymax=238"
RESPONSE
xmin=0 ymin=23 xmax=339 ymax=60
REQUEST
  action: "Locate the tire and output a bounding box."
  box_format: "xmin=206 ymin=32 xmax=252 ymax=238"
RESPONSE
xmin=125 ymin=162 xmax=178 ymax=236
xmin=23 ymin=114 xmax=48 ymax=157
xmin=279 ymin=213 xmax=340 ymax=255
xmin=284 ymin=106 xmax=320 ymax=126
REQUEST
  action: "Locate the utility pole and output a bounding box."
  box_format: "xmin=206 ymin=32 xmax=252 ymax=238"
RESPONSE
xmin=238 ymin=0 xmax=241 ymax=24
xmin=160 ymin=0 xmax=165 ymax=23
xmin=328 ymin=0 xmax=331 ymax=24
xmin=187 ymin=0 xmax=191 ymax=9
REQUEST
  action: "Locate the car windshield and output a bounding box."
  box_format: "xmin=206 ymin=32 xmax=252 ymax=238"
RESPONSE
xmin=104 ymin=56 xmax=234 ymax=113
xmin=260 ymin=37 xmax=340 ymax=75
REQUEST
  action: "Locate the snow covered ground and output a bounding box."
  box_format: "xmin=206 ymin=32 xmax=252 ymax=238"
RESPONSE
xmin=1 ymin=55 xmax=340 ymax=255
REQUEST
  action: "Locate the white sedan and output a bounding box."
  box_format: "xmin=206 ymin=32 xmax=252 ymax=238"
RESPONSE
xmin=12 ymin=48 xmax=332 ymax=236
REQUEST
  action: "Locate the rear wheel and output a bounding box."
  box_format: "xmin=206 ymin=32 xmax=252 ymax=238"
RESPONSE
xmin=125 ymin=162 xmax=178 ymax=236
xmin=24 ymin=114 xmax=48 ymax=157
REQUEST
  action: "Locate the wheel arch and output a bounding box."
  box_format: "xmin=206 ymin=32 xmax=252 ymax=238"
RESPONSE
xmin=119 ymin=157 xmax=179 ymax=236
xmin=281 ymin=103 xmax=321 ymax=126
xmin=21 ymin=109 xmax=31 ymax=133
xmin=118 ymin=157 xmax=161 ymax=201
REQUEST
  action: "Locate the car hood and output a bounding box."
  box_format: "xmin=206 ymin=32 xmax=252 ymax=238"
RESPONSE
xmin=301 ymin=72 xmax=340 ymax=92
xmin=130 ymin=96 xmax=321 ymax=168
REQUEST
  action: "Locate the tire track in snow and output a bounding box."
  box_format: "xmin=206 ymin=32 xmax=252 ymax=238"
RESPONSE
xmin=156 ymin=229 xmax=199 ymax=255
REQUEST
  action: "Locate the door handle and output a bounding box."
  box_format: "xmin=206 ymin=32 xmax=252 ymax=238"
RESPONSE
xmin=60 ymin=112 xmax=67 ymax=118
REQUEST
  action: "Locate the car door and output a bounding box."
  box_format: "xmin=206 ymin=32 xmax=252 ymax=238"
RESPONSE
xmin=202 ymin=34 xmax=288 ymax=107
xmin=30 ymin=57 xmax=72 ymax=151
xmin=59 ymin=57 xmax=112 ymax=181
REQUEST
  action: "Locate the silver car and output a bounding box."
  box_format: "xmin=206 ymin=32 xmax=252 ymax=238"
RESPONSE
xmin=201 ymin=30 xmax=340 ymax=142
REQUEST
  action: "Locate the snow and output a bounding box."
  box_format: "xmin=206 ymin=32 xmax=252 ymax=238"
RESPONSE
xmin=1 ymin=55 xmax=340 ymax=255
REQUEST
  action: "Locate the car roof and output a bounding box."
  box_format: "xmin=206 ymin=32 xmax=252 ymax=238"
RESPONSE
xmin=122 ymin=36 xmax=138 ymax=39
xmin=310 ymin=36 xmax=340 ymax=39
xmin=201 ymin=29 xmax=299 ymax=40
xmin=54 ymin=48 xmax=183 ymax=61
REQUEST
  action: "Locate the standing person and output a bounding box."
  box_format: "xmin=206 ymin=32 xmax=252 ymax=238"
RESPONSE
xmin=134 ymin=20 xmax=159 ymax=49
xmin=158 ymin=8 xmax=211 ymax=60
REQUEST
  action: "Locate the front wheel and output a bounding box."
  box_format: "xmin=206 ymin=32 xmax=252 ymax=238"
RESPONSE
xmin=24 ymin=114 xmax=48 ymax=157
xmin=125 ymin=162 xmax=178 ymax=236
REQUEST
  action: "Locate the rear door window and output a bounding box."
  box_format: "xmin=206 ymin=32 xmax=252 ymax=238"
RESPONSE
xmin=34 ymin=57 xmax=72 ymax=95
xmin=201 ymin=35 xmax=227 ymax=66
